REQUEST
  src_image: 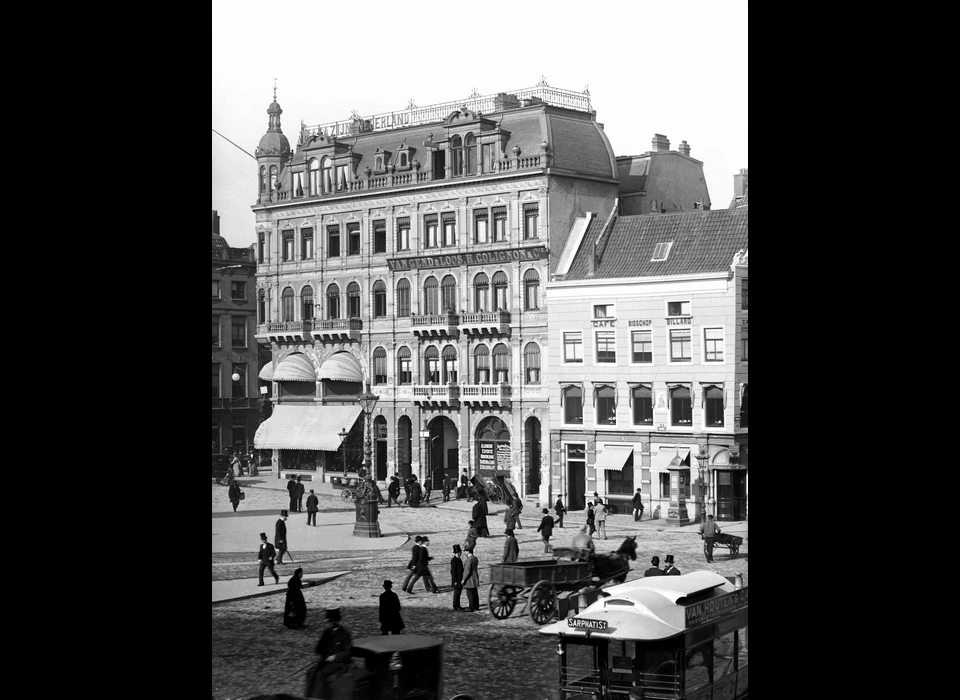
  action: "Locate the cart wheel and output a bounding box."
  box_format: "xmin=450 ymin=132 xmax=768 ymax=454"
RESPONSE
xmin=730 ymin=542 xmax=739 ymax=558
xmin=488 ymin=584 xmax=519 ymax=619
xmin=490 ymin=484 xmax=504 ymax=503
xmin=528 ymin=581 xmax=557 ymax=624
xmin=341 ymin=489 xmax=352 ymax=503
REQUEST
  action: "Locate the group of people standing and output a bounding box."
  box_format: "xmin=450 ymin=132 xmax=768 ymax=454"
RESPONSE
xmin=643 ymin=554 xmax=681 ymax=576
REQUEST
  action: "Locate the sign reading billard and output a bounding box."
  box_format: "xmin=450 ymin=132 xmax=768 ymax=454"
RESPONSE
xmin=567 ymin=617 xmax=608 ymax=630
xmin=387 ymin=245 xmax=548 ymax=272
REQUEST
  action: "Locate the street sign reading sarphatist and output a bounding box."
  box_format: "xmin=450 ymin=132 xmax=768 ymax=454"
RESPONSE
xmin=567 ymin=618 xmax=607 ymax=630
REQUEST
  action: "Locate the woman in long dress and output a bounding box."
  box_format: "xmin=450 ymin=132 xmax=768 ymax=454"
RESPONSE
xmin=284 ymin=567 xmax=307 ymax=628
xmin=471 ymin=492 xmax=490 ymax=537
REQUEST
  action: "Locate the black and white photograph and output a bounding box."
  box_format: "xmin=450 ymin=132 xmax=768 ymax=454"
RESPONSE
xmin=212 ymin=1 xmax=748 ymax=698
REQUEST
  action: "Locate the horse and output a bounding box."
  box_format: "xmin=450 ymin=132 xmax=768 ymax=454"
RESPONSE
xmin=590 ymin=535 xmax=638 ymax=584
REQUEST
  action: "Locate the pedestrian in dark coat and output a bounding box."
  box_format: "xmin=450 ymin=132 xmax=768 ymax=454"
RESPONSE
xmin=228 ymin=481 xmax=242 ymax=512
xmin=663 ymin=554 xmax=681 ymax=576
xmin=554 ymin=495 xmax=567 ymax=528
xmin=644 ymin=556 xmax=664 ymax=577
xmin=423 ymin=478 xmax=432 ymax=503
xmin=537 ymin=508 xmax=555 ymax=553
xmin=472 ymin=493 xmax=490 ymax=537
xmin=387 ymin=476 xmax=401 ymax=507
xmin=442 ymin=474 xmax=453 ymax=502
xmin=503 ymin=529 xmax=519 ymax=563
xmin=406 ymin=536 xmax=439 ymax=593
xmin=459 ymin=470 xmax=470 ymax=501
xmin=462 ymin=547 xmax=480 ymax=611
xmin=586 ymin=503 xmax=596 ymax=536
xmin=631 ymin=487 xmax=645 ymax=522
xmin=378 ymin=580 xmax=404 ymax=634
xmin=504 ymin=501 xmax=519 ymax=530
xmin=450 ymin=544 xmax=464 ymax=610
xmin=294 ymin=476 xmax=306 ymax=512
xmin=409 ymin=477 xmax=422 ymax=508
xmin=287 ymin=475 xmax=297 ymax=512
xmin=257 ymin=532 xmax=279 ymax=586
xmin=306 ymin=490 xmax=319 ymax=526
xmin=463 ymin=520 xmax=478 ymax=553
xmin=307 ymin=608 xmax=352 ymax=699
xmin=403 ymin=474 xmax=414 ymax=504
xmin=402 ymin=536 xmax=422 ymax=592
xmin=275 ymin=510 xmax=290 ymax=564
xmin=284 ymin=567 xmax=307 ymax=628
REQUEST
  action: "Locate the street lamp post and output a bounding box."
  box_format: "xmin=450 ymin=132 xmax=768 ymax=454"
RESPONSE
xmin=353 ymin=381 xmax=381 ymax=537
xmin=695 ymin=444 xmax=710 ymax=524
xmin=338 ymin=427 xmax=350 ymax=475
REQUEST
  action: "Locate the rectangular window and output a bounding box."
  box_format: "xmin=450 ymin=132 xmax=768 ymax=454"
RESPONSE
xmin=373 ymin=221 xmax=387 ymax=254
xmin=212 ymin=364 xmax=220 ymax=398
xmin=631 ymin=331 xmax=652 ymax=363
xmin=741 ymin=334 xmax=748 ymax=362
xmin=301 ymin=228 xmax=314 ymax=259
xmin=374 ymin=354 xmax=387 ymax=385
xmin=424 ymin=216 xmax=438 ymax=248
xmin=564 ymin=389 xmax=583 ymax=424
xmin=493 ymin=207 xmax=507 ymax=242
xmin=397 ymin=218 xmax=410 ymax=251
xmin=596 ymin=388 xmax=617 ymax=425
xmin=670 ymin=329 xmax=692 ymax=363
xmin=231 ymin=281 xmax=246 ymax=300
xmin=399 ymin=357 xmax=412 ymax=384
xmin=596 ymin=331 xmax=616 ymax=363
xmin=231 ymin=316 xmax=245 ymax=348
xmin=257 ymin=233 xmax=265 ymax=264
xmin=593 ymin=304 xmax=613 ymax=318
xmin=426 ymin=358 xmax=440 ymax=384
xmin=212 ymin=280 xmax=220 ymax=299
xmin=667 ymin=300 xmax=691 ymax=316
xmin=397 ymin=284 xmax=410 ymax=317
xmin=374 ymin=288 xmax=386 ymax=318
xmin=474 ymin=210 xmax=488 ymax=244
xmin=671 ymin=388 xmax=693 ymax=426
xmin=482 ymin=143 xmax=493 ymax=173
xmin=632 ymin=386 xmax=653 ymax=425
xmin=282 ymin=232 xmax=295 ymax=262
xmin=328 ymin=226 xmax=340 ymax=257
xmin=705 ymin=389 xmax=724 ymax=427
xmin=232 ymin=364 xmax=246 ymax=398
xmin=212 ymin=316 xmax=220 ymax=346
xmin=606 ymin=453 xmax=634 ymax=495
xmin=704 ymin=328 xmax=724 ymax=362
xmin=659 ymin=472 xmax=670 ymax=499
xmin=523 ymin=203 xmax=539 ymax=239
xmin=347 ymin=223 xmax=361 ymax=256
xmin=563 ymin=332 xmax=583 ymax=363
xmin=348 ymin=289 xmax=361 ymax=318
xmin=442 ymin=213 xmax=456 ymax=246
xmin=741 ymin=278 xmax=748 ymax=310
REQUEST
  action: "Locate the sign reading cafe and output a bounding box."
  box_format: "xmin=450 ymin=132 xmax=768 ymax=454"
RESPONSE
xmin=388 ymin=246 xmax=548 ymax=272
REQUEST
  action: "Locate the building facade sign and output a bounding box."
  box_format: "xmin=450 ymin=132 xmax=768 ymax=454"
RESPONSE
xmin=684 ymin=588 xmax=748 ymax=627
xmin=387 ymin=245 xmax=548 ymax=272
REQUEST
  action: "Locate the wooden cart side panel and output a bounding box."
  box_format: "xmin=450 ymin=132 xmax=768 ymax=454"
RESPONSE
xmin=488 ymin=561 xmax=590 ymax=587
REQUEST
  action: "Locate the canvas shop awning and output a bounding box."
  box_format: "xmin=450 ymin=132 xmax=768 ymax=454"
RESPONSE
xmin=593 ymin=444 xmax=635 ymax=472
xmin=651 ymin=446 xmax=691 ymax=471
xmin=254 ymin=404 xmax=362 ymax=451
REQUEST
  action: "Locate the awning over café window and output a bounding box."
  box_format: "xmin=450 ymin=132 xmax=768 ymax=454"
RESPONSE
xmin=593 ymin=444 xmax=635 ymax=472
xmin=651 ymin=446 xmax=691 ymax=471
xmin=254 ymin=404 xmax=361 ymax=451
xmin=273 ymin=353 xmax=316 ymax=382
xmin=317 ymin=352 xmax=363 ymax=382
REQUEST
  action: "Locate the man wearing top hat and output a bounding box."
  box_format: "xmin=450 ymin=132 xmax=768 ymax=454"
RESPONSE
xmin=257 ymin=532 xmax=279 ymax=586
xmin=644 ymin=556 xmax=664 ymax=577
xmin=275 ymin=510 xmax=289 ymax=564
xmin=663 ymin=554 xmax=681 ymax=576
xmin=450 ymin=544 xmax=464 ymax=611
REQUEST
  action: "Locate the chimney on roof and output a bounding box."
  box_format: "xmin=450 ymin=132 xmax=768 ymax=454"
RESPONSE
xmin=678 ymin=140 xmax=690 ymax=157
xmin=734 ymin=168 xmax=749 ymax=197
xmin=212 ymin=210 xmax=220 ymax=235
xmin=652 ymin=134 xmax=671 ymax=152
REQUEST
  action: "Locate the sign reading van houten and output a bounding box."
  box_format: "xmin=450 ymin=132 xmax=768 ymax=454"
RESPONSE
xmin=387 ymin=246 xmax=548 ymax=272
xmin=684 ymin=588 xmax=748 ymax=627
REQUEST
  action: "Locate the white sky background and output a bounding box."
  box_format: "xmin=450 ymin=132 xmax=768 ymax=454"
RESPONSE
xmin=212 ymin=0 xmax=747 ymax=248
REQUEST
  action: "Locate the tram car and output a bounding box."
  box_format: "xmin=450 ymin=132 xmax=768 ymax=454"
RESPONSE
xmin=539 ymin=571 xmax=748 ymax=700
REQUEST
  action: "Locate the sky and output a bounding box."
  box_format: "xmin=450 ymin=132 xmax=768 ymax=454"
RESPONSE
xmin=212 ymin=0 xmax=747 ymax=248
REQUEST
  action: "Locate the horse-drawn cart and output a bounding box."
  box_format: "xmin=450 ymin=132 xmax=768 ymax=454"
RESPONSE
xmin=700 ymin=531 xmax=744 ymax=558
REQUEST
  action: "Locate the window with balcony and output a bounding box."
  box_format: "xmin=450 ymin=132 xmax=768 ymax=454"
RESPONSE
xmin=396 ymin=279 xmax=411 ymax=317
xmin=492 ymin=271 xmax=509 ymax=311
xmin=373 ymin=347 xmax=387 ymax=385
xmin=212 ymin=280 xmax=220 ymax=299
xmin=212 ymin=363 xmax=220 ymax=398
xmin=347 ymin=223 xmax=361 ymax=256
xmin=704 ymin=328 xmax=724 ymax=362
xmin=524 ymin=342 xmax=541 ymax=384
xmin=281 ymin=288 xmax=295 ymax=322
xmin=301 ymin=287 xmax=313 ymax=321
xmin=596 ymin=331 xmax=616 ymax=363
xmin=464 ymin=133 xmax=476 ymax=175
xmin=523 ymin=203 xmax=539 ymax=239
xmin=232 ymin=364 xmax=247 ymax=398
xmin=474 ymin=273 xmax=489 ymax=312
xmin=670 ymin=386 xmax=692 ymax=426
xmin=212 ymin=316 xmax=220 ymax=346
xmin=423 ymin=346 xmax=440 ymax=384
xmin=372 ymin=280 xmax=387 ymax=318
xmin=441 ymin=275 xmax=457 ymax=313
xmin=442 ymin=345 xmax=458 ymax=384
xmin=231 ymin=281 xmax=246 ymax=301
xmin=741 ymin=278 xmax=748 ymax=310
xmin=564 ymin=332 xmax=583 ymax=363
xmin=257 ymin=233 xmax=265 ymax=263
xmin=301 ymin=228 xmax=314 ymax=259
xmin=442 ymin=213 xmax=456 ymax=247
xmin=493 ymin=343 xmax=510 ymax=384
xmin=328 ymin=226 xmax=340 ymax=257
xmin=631 ymin=385 xmax=653 ymax=425
xmin=347 ymin=282 xmax=361 ymax=318
xmin=309 ymin=158 xmax=319 ymax=196
xmin=398 ymin=347 xmax=412 ymax=384
xmin=670 ymin=329 xmax=692 ymax=363
xmin=397 ymin=217 xmax=410 ymax=251
xmin=563 ymin=385 xmax=583 ymax=424
xmin=373 ymin=221 xmax=386 ymax=254
xmin=596 ymin=385 xmax=616 ymax=425
xmin=493 ymin=207 xmax=507 ymax=241
xmin=424 ymin=215 xmax=438 ymax=249
xmin=474 ymin=210 xmax=488 ymax=244
xmin=282 ymin=231 xmax=294 ymax=262
xmin=524 ymin=269 xmax=540 ymax=310
xmin=321 ymin=157 xmax=333 ymax=193
xmin=474 ymin=345 xmax=490 ymax=384
xmin=231 ymin=316 xmax=246 ymax=348
xmin=258 ymin=290 xmax=265 ymax=324
xmin=705 ymin=386 xmax=724 ymax=427
xmin=326 ymin=284 xmax=340 ymax=319
xmin=423 ymin=277 xmax=439 ymax=315
xmin=631 ymin=330 xmax=652 ymax=363
xmin=451 ymin=135 xmax=463 ymax=177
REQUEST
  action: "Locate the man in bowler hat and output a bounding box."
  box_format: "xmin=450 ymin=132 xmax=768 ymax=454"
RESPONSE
xmin=275 ymin=510 xmax=289 ymax=564
xmin=306 ymin=489 xmax=319 ymax=526
xmin=257 ymin=532 xmax=279 ymax=586
xmin=663 ymin=554 xmax=681 ymax=576
xmin=644 ymin=556 xmax=664 ymax=577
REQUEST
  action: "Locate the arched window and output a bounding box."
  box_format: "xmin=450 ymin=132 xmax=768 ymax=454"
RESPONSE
xmin=596 ymin=385 xmax=617 ymax=425
xmin=493 ymin=343 xmax=510 ymax=383
xmin=424 ymin=346 xmax=440 ymax=384
xmin=451 ymin=135 xmax=463 ymax=177
xmin=321 ymin=157 xmax=333 ymax=194
xmin=523 ymin=269 xmax=540 ymax=310
xmin=441 ymin=275 xmax=457 ymax=312
xmin=308 ymin=158 xmax=319 ymax=196
xmin=259 ymin=166 xmax=266 ymax=193
xmin=281 ymin=287 xmax=295 ymax=322
xmin=301 ymin=285 xmax=314 ymax=321
xmin=492 ymin=271 xmax=509 ymax=311
xmin=464 ymin=133 xmax=476 ymax=175
xmin=423 ymin=277 xmax=439 ymax=315
xmin=326 ymin=283 xmax=340 ymax=319
xmin=442 ymin=345 xmax=458 ymax=384
xmin=375 ymin=155 xmax=384 ymax=171
xmin=373 ymin=347 xmax=387 ymax=385
xmin=670 ymin=386 xmax=692 ymax=426
xmin=563 ymin=385 xmax=583 ymax=424
xmin=269 ymin=165 xmax=278 ymax=193
xmin=399 ymin=152 xmax=408 ymax=167
xmin=347 ymin=282 xmax=361 ymax=318
xmin=258 ymin=289 xmax=266 ymax=324
xmin=396 ymin=278 xmax=411 ymax=317
xmin=474 ymin=345 xmax=490 ymax=384
xmin=474 ymin=272 xmax=489 ymax=312
xmin=523 ymin=343 xmax=541 ymax=384
xmin=372 ymin=280 xmax=387 ymax=318
xmin=397 ymin=346 xmax=412 ymax=385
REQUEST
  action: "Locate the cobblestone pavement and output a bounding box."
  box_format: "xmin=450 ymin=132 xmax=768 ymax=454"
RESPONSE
xmin=212 ymin=482 xmax=747 ymax=700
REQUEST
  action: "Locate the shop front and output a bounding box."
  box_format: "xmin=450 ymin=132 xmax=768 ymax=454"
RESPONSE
xmin=254 ymin=403 xmax=362 ymax=480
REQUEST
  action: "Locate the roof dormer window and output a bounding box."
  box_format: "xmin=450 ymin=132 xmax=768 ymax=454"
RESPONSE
xmin=651 ymin=242 xmax=673 ymax=262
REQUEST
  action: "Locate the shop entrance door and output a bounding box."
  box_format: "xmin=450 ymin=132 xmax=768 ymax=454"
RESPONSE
xmin=716 ymin=470 xmax=747 ymax=520
xmin=567 ymin=444 xmax=586 ymax=510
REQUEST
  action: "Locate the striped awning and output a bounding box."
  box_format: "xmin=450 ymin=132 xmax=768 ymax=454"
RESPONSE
xmin=254 ymin=404 xmax=362 ymax=451
xmin=273 ymin=353 xmax=316 ymax=382
xmin=593 ymin=444 xmax=635 ymax=472
xmin=651 ymin=446 xmax=691 ymax=471
xmin=258 ymin=363 xmax=275 ymax=381
xmin=318 ymin=352 xmax=363 ymax=382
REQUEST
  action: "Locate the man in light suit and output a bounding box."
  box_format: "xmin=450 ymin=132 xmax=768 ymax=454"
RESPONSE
xmin=462 ymin=546 xmax=480 ymax=611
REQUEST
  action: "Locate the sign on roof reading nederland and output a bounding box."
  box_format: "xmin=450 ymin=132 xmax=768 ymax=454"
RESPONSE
xmin=387 ymin=246 xmax=548 ymax=271
xmin=684 ymin=588 xmax=748 ymax=627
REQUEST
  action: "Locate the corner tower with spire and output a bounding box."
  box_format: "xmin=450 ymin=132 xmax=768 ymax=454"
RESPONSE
xmin=255 ymin=81 xmax=291 ymax=204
